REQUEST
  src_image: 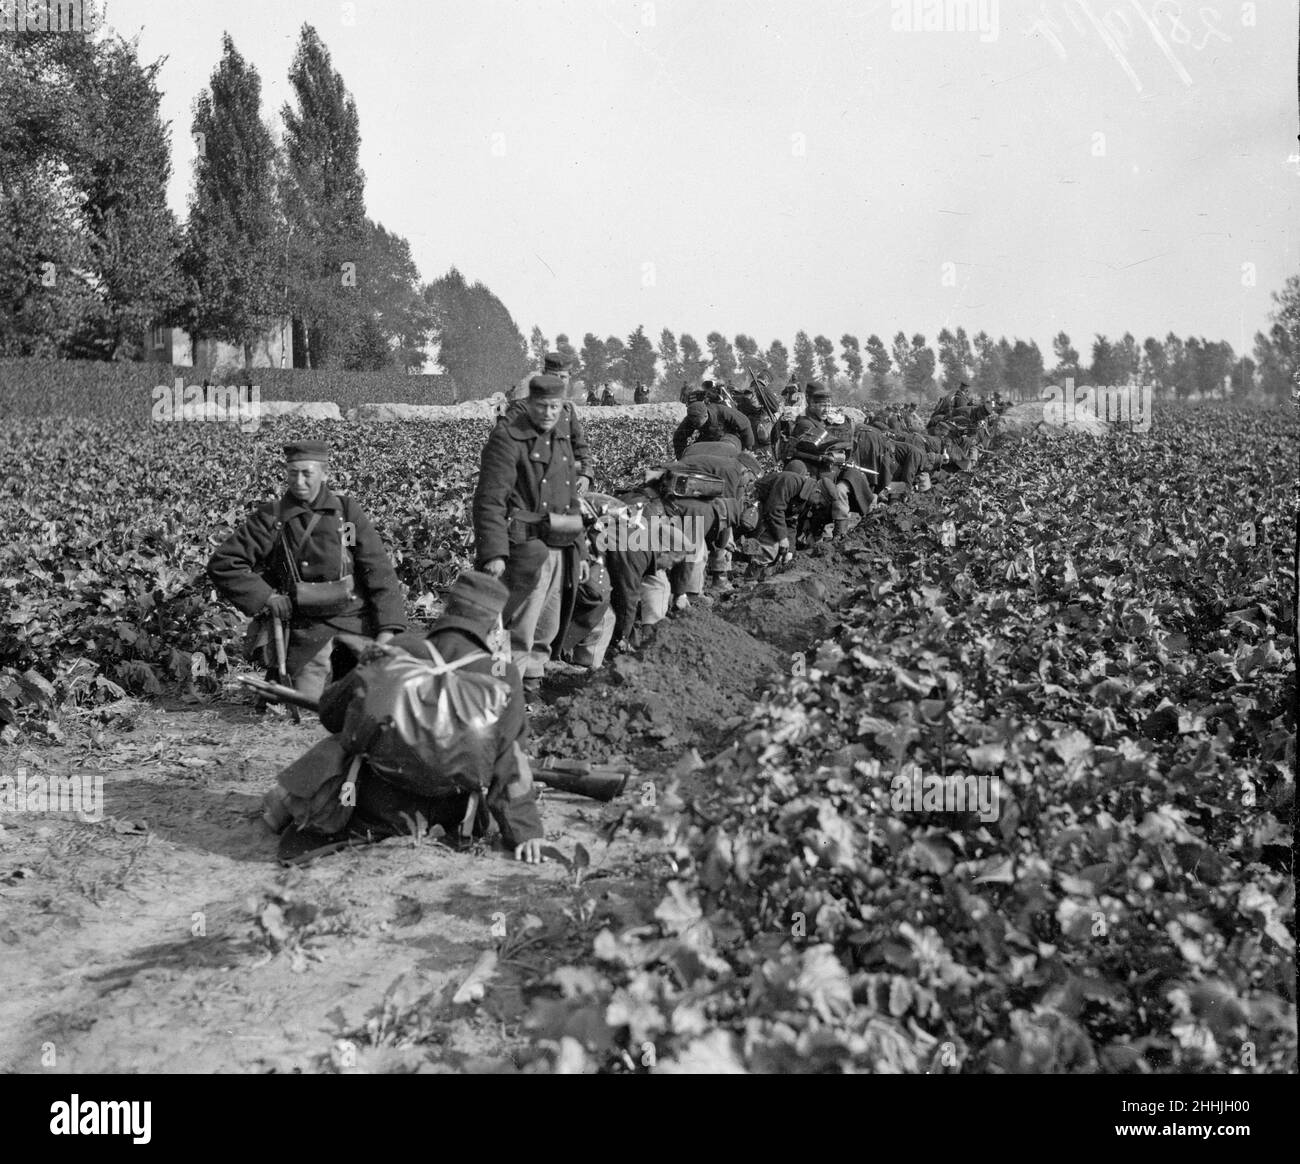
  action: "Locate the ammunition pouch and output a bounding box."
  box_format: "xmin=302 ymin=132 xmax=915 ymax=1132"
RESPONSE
xmin=508 ymin=509 xmax=585 ymax=548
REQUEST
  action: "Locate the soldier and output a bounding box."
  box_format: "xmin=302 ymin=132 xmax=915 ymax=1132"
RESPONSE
xmin=785 ymin=434 xmax=868 ymax=543
xmin=601 ymin=383 xmax=617 ymax=406
xmin=502 ymin=352 xmax=593 ymax=491
xmin=269 ymin=571 xmax=545 ymax=863
xmin=930 ymin=380 xmax=972 ymax=426
xmin=586 ymin=386 xmax=601 ymax=405
xmin=669 ymin=437 xmax=759 ymax=599
xmin=589 ymin=489 xmax=693 ymax=650
xmin=473 ymin=374 xmax=590 ymax=695
xmin=730 ymin=381 xmax=774 ymax=447
xmin=746 ymin=437 xmax=855 ymax=571
xmin=788 ymin=381 xmax=855 ymax=471
xmin=896 ymin=429 xmax=946 ymax=491
xmin=671 ymin=388 xmax=754 ymax=459
xmin=854 ymin=416 xmax=924 ymax=494
xmin=208 ymin=439 xmax=407 ymax=702
xmin=559 ymin=503 xmax=616 ymax=671
xmin=634 ymin=380 xmax=650 ymax=404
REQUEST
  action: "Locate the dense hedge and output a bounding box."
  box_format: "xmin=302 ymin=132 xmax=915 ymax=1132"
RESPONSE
xmin=0 ymin=358 xmax=457 ymax=417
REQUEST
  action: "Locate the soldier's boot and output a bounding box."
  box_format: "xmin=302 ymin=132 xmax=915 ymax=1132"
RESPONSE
xmin=832 ymin=519 xmax=849 ymax=538
xmin=708 ymin=572 xmax=733 ymax=594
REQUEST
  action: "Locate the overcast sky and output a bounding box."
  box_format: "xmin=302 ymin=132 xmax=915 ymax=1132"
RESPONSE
xmin=103 ymin=0 xmax=1297 ymax=361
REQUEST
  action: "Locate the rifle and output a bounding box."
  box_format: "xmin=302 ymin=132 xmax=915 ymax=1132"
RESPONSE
xmin=749 ymin=371 xmax=779 ymax=427
xmin=269 ymin=615 xmax=300 ymax=724
xmin=235 ymin=676 xmax=630 ymax=802
xmin=533 ymin=758 xmax=631 ymax=802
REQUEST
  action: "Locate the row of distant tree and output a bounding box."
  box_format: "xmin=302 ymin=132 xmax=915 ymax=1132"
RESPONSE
xmin=520 ymin=293 xmax=1299 ymax=404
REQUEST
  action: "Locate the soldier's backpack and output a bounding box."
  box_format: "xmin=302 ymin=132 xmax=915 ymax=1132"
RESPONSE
xmin=660 ymin=466 xmax=725 ymax=500
xmin=338 ymin=641 xmax=509 ymax=797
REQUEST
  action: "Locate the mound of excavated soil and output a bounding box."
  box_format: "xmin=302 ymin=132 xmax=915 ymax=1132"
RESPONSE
xmin=536 ymin=605 xmax=781 ymax=765
xmin=723 ymin=543 xmax=857 ymax=656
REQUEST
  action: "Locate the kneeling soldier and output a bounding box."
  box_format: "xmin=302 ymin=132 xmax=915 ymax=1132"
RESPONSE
xmin=208 ymin=439 xmax=407 ymax=702
xmin=266 ymin=572 xmax=545 ymax=864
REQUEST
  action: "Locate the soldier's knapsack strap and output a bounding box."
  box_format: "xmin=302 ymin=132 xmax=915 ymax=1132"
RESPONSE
xmin=458 ymin=790 xmax=482 ymax=840
xmin=422 ymin=641 xmax=491 ymax=674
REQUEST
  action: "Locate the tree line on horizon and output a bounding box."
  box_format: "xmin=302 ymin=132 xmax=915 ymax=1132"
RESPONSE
xmin=523 ymin=306 xmax=1298 ymax=406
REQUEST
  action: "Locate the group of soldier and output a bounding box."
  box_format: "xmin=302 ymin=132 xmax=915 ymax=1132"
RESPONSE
xmin=206 ymin=350 xmax=1002 ymax=860
xmin=582 ymin=382 xmax=652 ymax=405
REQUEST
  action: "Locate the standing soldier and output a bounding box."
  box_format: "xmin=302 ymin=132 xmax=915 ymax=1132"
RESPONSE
xmin=208 ymin=439 xmax=407 ymax=701
xmin=601 ymin=383 xmax=617 ymax=406
xmin=501 ymin=351 xmax=593 ymax=492
xmin=473 ymin=374 xmax=590 ymax=694
xmin=634 ymin=380 xmax=651 ymax=405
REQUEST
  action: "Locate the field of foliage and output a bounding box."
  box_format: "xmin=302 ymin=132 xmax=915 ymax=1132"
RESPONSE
xmin=0 ymin=404 xmax=1295 ymax=1073
xmin=0 ymin=415 xmax=675 ymax=735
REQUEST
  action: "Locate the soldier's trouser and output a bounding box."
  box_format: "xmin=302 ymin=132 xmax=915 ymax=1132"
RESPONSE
xmin=750 ymin=531 xmax=790 ymax=566
xmin=508 ymin=546 xmax=565 ymax=679
xmin=828 ymin=482 xmax=851 ymax=523
xmin=639 ymin=570 xmax=671 ymax=625
xmin=672 ymin=533 xmax=708 ymax=595
xmin=894 ymin=444 xmax=923 ymax=487
xmin=290 ymin=635 xmax=334 ymax=703
xmin=570 ymin=606 xmax=615 ymax=669
xmin=708 ymin=523 xmax=733 ymax=576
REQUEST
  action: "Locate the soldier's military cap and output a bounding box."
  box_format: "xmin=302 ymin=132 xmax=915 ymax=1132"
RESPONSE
xmin=543 ymin=351 xmax=575 ymax=373
xmin=445 ymin=570 xmax=509 ymax=621
xmin=686 ymin=400 xmax=709 ymax=422
xmin=434 ymin=570 xmax=510 ymax=641
xmin=528 ymin=374 xmax=566 ymax=398
xmin=806 ymin=380 xmax=831 ymax=399
xmin=283 ymin=440 xmax=330 ymax=463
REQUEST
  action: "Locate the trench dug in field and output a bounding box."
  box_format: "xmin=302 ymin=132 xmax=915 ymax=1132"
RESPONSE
xmin=0 ymin=509 xmax=894 ymax=1074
